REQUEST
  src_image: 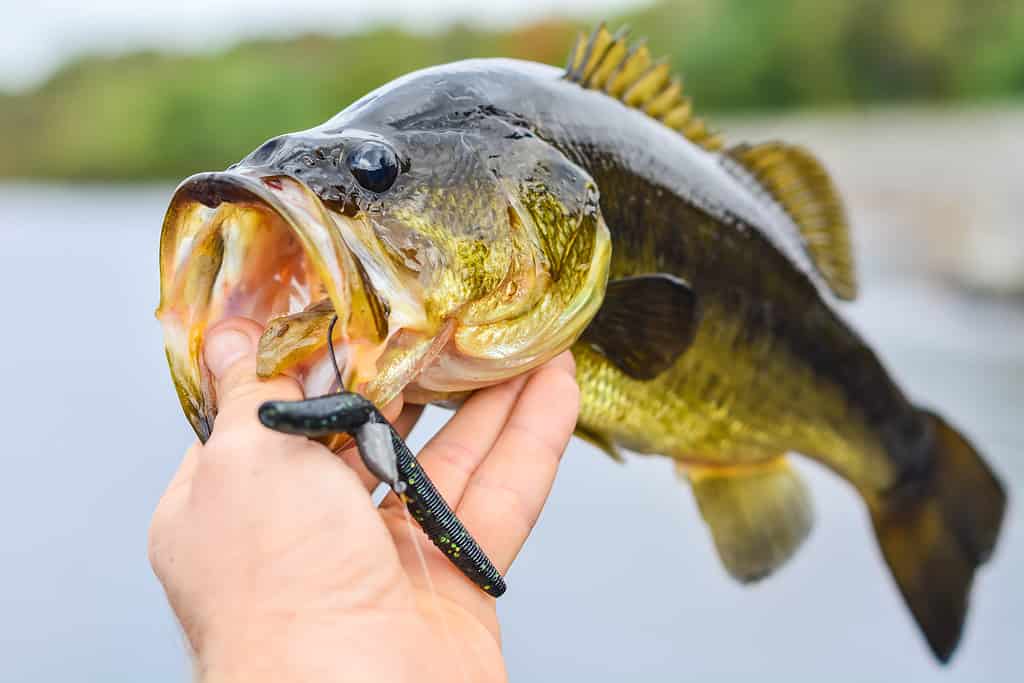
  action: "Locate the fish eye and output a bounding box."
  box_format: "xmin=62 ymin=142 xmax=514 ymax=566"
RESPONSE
xmin=347 ymin=141 xmax=400 ymax=193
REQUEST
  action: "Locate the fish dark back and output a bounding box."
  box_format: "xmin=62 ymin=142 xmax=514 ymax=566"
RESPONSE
xmin=316 ymin=57 xmax=931 ymax=484
xmin=266 ymin=54 xmax=1006 ymax=662
xmin=403 ymin=61 xmax=922 ymax=481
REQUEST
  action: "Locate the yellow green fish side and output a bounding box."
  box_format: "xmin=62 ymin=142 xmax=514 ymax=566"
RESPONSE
xmin=552 ymin=24 xmax=1005 ymax=662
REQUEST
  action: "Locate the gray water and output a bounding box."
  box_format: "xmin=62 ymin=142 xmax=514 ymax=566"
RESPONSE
xmin=0 ymin=175 xmax=1021 ymax=681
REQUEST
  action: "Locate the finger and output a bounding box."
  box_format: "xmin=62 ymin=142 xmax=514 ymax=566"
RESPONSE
xmin=383 ymin=375 xmax=529 ymax=512
xmin=455 ymin=351 xmax=579 ymax=572
xmin=203 ymin=317 xmax=306 ymax=454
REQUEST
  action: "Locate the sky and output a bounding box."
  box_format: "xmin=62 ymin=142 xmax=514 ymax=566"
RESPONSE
xmin=0 ymin=0 xmax=645 ymax=91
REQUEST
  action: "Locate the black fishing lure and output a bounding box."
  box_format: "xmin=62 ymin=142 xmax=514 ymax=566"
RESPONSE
xmin=258 ymin=317 xmax=506 ymax=597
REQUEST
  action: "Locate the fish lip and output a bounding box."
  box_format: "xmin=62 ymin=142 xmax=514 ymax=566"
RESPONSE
xmin=157 ymin=170 xmax=368 ymax=443
xmin=158 ymin=170 xmax=330 ymax=312
xmin=176 ymin=171 xmax=293 ymax=216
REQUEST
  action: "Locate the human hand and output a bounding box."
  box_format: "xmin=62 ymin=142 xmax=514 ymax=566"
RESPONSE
xmin=148 ymin=317 xmax=580 ymax=683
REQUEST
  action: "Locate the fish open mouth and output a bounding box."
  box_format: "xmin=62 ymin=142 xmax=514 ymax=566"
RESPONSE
xmin=158 ymin=168 xmax=613 ymax=446
xmin=157 ymin=171 xmax=394 ymax=443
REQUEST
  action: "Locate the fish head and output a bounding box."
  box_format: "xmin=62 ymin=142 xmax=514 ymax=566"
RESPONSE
xmin=157 ymin=72 xmax=610 ymax=444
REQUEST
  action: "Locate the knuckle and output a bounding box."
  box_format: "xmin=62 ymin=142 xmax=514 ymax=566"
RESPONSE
xmin=219 ymin=379 xmax=271 ymax=407
xmin=147 ymin=509 xmax=171 ymax=573
xmin=475 ymin=477 xmax=539 ymax=533
xmin=204 ymin=427 xmax=250 ymax=457
xmin=207 ymin=411 xmax=291 ymax=452
xmin=217 ymin=375 xmax=302 ymax=414
xmin=504 ymin=418 xmax=568 ymax=460
xmin=425 ymin=437 xmax=481 ymax=476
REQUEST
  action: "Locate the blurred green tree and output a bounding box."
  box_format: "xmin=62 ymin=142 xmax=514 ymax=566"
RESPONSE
xmin=0 ymin=0 xmax=1020 ymax=180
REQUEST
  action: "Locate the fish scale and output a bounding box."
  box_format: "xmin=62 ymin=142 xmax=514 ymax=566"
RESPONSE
xmin=158 ymin=24 xmax=1006 ymax=664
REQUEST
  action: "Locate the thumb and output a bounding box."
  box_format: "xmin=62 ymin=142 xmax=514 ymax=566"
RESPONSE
xmin=204 ymin=317 xmax=304 ymax=439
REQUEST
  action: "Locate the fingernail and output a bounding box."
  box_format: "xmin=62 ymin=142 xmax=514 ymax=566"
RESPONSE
xmin=204 ymin=326 xmax=253 ymax=378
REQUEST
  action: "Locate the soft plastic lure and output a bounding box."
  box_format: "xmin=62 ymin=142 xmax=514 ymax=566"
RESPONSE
xmin=258 ymin=318 xmax=506 ymax=597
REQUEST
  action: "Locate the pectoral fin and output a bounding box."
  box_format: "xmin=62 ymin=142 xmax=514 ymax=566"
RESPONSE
xmin=681 ymin=457 xmax=813 ymax=582
xmin=580 ymin=274 xmax=699 ymax=380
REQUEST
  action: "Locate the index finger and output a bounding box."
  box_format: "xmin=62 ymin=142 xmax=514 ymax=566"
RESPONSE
xmin=455 ymin=351 xmax=579 ymax=572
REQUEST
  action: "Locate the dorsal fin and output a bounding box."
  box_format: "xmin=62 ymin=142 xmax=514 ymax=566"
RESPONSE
xmin=565 ymin=23 xmax=723 ymax=152
xmin=726 ymin=142 xmax=858 ymax=300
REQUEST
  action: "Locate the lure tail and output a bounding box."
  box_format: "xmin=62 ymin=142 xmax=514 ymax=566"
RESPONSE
xmin=871 ymin=411 xmax=1006 ymax=662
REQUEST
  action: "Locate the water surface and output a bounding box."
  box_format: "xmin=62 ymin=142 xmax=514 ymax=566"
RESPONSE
xmin=0 ymin=174 xmax=1020 ymax=681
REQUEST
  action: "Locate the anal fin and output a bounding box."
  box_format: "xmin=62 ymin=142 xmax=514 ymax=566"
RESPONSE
xmin=681 ymin=457 xmax=813 ymax=582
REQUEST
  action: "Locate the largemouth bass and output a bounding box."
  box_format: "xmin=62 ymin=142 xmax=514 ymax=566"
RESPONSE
xmin=157 ymin=25 xmax=1005 ymax=662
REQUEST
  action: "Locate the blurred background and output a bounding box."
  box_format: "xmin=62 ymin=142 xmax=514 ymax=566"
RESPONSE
xmin=1 ymin=0 xmax=1021 ymax=680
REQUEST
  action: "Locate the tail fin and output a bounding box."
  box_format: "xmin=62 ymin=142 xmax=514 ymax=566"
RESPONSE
xmin=871 ymin=411 xmax=1006 ymax=662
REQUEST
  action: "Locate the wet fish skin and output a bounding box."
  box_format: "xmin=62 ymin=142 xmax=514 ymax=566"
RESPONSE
xmin=158 ymin=29 xmax=1006 ymax=664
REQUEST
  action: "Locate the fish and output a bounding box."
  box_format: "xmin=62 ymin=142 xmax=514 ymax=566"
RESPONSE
xmin=157 ymin=24 xmax=1006 ymax=663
